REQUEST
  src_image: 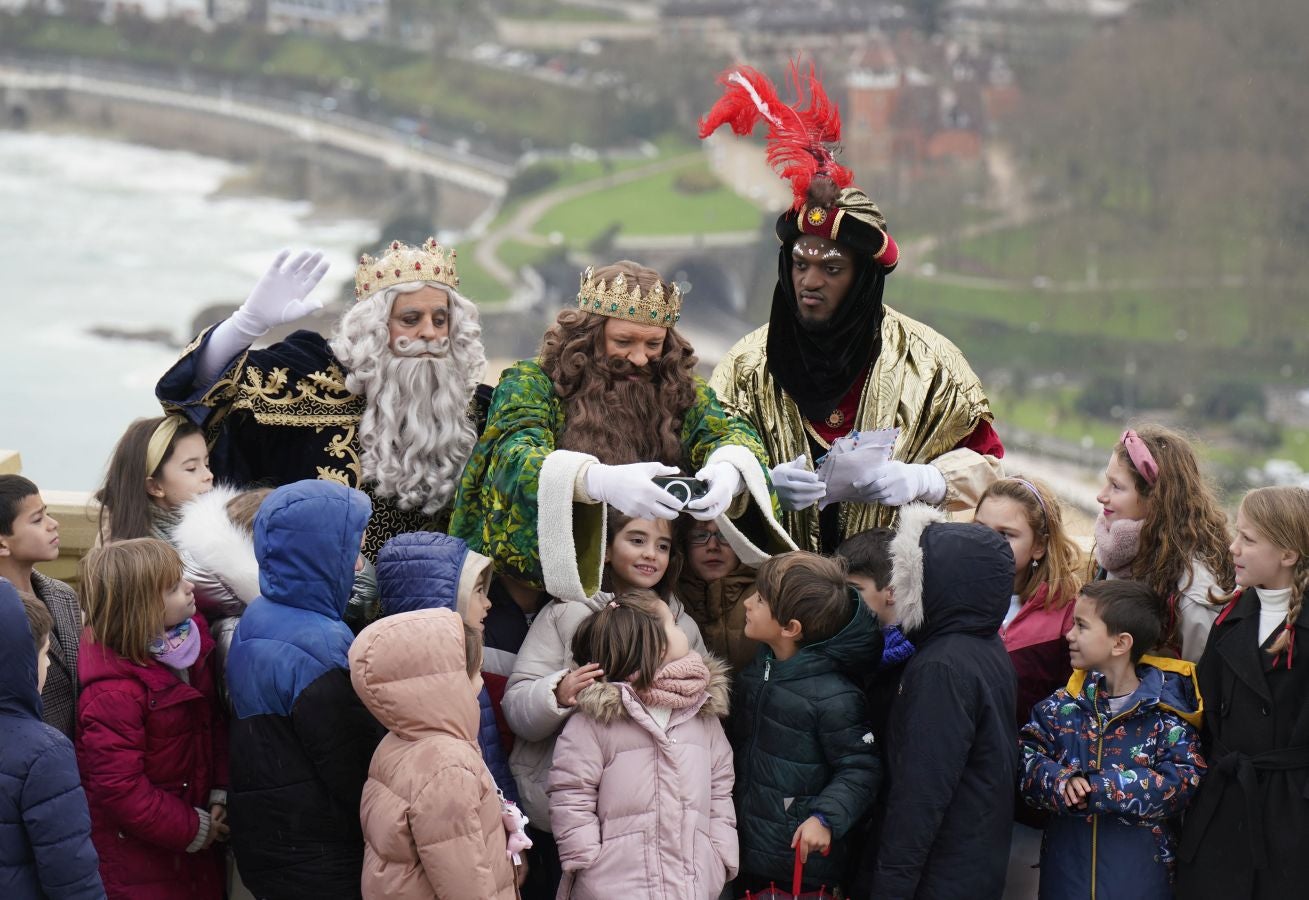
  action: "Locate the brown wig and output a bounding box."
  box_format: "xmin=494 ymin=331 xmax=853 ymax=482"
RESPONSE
xmin=94 ymin=416 xmax=204 ymax=541
xmin=603 ymin=509 xmax=683 ymax=602
xmin=538 ymin=262 xmax=699 ymax=468
xmin=978 ymin=477 xmax=1083 ymax=609
xmin=18 ymin=589 xmax=53 ymax=652
xmin=1100 ymin=426 xmax=1232 ymax=623
xmin=1214 ymin=487 xmax=1309 ymax=663
xmin=463 ymin=622 xmax=484 ymax=678
xmin=754 ymin=551 xmax=853 ymax=646
xmin=79 ymin=538 xmax=183 ymax=664
xmin=571 ymin=589 xmax=668 ymax=692
xmin=226 ymin=488 xmax=274 ymax=534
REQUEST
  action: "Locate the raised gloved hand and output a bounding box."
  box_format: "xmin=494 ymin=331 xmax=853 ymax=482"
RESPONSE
xmin=770 ymin=454 xmax=826 ymax=511
xmin=229 ymin=249 xmax=331 ymax=339
xmin=583 ymin=461 xmax=685 ymax=520
xmin=195 ymin=249 xmax=332 ymax=386
xmin=853 ymin=460 xmax=946 ymax=507
xmin=685 ymin=461 xmax=743 ymax=521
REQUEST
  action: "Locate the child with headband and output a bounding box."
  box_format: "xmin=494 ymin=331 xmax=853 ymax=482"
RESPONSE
xmin=975 ymin=476 xmax=1085 ymax=725
xmin=1092 ymin=425 xmax=1232 ymax=661
xmin=94 ymin=415 xmax=214 ymax=542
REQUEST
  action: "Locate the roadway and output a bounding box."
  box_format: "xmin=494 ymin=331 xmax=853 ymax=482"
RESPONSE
xmin=0 ymin=57 xmax=511 ymax=197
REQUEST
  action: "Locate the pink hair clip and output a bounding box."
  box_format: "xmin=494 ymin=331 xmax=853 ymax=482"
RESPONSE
xmin=1120 ymin=429 xmax=1159 ymax=485
xmin=607 ymin=600 xmax=620 ymax=609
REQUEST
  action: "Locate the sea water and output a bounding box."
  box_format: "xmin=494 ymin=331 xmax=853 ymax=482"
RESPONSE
xmin=0 ymin=130 xmax=377 ymax=490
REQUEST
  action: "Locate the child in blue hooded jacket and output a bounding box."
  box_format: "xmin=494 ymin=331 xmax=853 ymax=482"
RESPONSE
xmin=1021 ymin=579 xmax=1207 ymax=900
xmin=0 ymin=578 xmax=104 ymax=899
xmin=225 ymin=480 xmax=386 ymax=900
xmin=374 ymin=530 xmax=517 ymax=803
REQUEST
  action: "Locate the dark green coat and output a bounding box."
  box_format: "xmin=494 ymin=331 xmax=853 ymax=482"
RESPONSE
xmin=731 ymin=597 xmax=883 ymax=888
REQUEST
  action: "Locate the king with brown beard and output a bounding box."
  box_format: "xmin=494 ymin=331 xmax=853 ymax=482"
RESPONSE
xmin=156 ymin=239 xmax=491 ymax=559
xmin=450 ymin=260 xmax=793 ymax=601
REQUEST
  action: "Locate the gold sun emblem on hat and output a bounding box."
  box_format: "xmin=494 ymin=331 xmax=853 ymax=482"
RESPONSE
xmin=806 ymin=206 xmax=829 ymax=227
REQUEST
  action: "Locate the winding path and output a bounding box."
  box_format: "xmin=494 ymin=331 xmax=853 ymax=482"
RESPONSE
xmin=472 ymin=151 xmax=702 ymax=289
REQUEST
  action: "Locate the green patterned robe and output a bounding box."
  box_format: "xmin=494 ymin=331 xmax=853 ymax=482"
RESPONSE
xmin=449 ymin=359 xmax=788 ymax=599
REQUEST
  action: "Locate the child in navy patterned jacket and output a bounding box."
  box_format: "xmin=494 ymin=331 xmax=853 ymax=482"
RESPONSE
xmin=1020 ymin=579 xmax=1207 ymax=900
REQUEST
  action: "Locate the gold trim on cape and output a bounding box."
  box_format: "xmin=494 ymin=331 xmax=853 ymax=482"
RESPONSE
xmin=709 ymin=308 xmax=993 ymax=552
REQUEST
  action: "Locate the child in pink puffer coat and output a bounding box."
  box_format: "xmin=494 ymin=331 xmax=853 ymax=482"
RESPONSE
xmin=547 ymin=589 xmax=737 ymax=900
xmin=350 ymin=608 xmax=522 ymax=899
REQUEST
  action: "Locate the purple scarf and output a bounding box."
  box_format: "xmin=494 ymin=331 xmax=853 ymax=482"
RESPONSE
xmin=148 ymin=619 xmax=201 ymax=670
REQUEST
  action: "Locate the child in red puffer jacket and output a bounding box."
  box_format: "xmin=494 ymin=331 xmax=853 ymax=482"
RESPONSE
xmin=76 ymin=538 xmax=228 ymax=900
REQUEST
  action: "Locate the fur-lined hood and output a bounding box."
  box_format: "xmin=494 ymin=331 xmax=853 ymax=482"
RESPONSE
xmin=889 ymin=502 xmax=1013 ymax=641
xmin=573 ymin=652 xmax=731 ymax=724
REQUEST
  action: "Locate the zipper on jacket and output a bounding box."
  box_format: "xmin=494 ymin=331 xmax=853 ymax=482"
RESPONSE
xmin=746 ymin=658 xmax=773 ymax=803
xmin=1092 ymin=722 xmax=1102 ymax=900
xmin=1089 ymin=699 xmax=1143 ymax=900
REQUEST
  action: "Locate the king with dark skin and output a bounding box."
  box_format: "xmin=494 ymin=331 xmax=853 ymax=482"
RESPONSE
xmin=706 ymin=60 xmax=1004 ymax=553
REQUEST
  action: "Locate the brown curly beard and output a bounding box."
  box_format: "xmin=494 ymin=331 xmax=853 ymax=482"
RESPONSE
xmin=539 ymin=310 xmax=699 ymax=468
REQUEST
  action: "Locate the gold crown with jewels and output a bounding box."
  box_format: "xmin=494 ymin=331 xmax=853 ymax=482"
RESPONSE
xmin=575 ymin=266 xmax=682 ymax=327
xmin=354 ymin=237 xmax=458 ymax=300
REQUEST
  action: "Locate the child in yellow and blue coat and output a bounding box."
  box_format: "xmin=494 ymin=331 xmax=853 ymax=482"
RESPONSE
xmin=1020 ymin=579 xmax=1207 ymax=900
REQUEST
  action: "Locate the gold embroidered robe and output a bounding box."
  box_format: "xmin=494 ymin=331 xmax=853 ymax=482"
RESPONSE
xmin=709 ymin=307 xmax=1003 ymax=552
xmin=157 ymin=326 xmax=487 ymax=559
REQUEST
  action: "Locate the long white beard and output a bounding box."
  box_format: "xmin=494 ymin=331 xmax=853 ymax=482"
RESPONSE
xmin=349 ymin=338 xmax=479 ymax=515
xmin=330 ymin=287 xmax=487 ymax=516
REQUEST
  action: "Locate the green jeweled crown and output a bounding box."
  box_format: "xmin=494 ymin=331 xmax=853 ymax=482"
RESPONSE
xmin=575 ymin=266 xmax=682 ymax=327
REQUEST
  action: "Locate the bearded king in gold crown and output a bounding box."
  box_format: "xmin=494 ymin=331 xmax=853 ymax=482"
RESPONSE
xmin=156 ymin=240 xmax=490 ymax=558
xmin=702 ymin=64 xmax=1005 ymax=554
xmin=449 ymin=260 xmax=793 ymax=601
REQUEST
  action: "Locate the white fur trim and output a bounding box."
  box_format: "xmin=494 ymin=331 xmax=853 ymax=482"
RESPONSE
xmin=172 ymin=485 xmax=261 ymax=604
xmin=888 ymin=502 xmax=947 ymax=635
xmin=706 ymin=444 xmax=797 ymax=566
xmin=538 ymin=449 xmax=604 ymax=603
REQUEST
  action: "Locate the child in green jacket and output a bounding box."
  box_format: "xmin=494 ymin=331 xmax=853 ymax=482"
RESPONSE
xmin=731 ymin=551 xmax=882 ymax=893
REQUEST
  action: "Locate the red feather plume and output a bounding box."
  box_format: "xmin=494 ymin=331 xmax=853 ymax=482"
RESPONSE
xmin=699 ymin=60 xmax=852 ymax=211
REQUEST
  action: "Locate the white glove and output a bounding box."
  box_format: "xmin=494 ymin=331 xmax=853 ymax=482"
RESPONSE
xmin=584 ymin=462 xmax=685 ymax=521
xmin=195 ymin=249 xmax=331 ymax=386
xmin=685 ymin=461 xmax=743 ymax=521
xmin=770 ymin=454 xmax=826 ymax=511
xmin=230 ymin=248 xmax=330 ymax=338
xmin=853 ymin=460 xmax=947 ymax=507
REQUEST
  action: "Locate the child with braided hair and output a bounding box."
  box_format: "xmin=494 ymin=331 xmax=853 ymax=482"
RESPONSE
xmin=1177 ymin=486 xmax=1309 ymax=899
